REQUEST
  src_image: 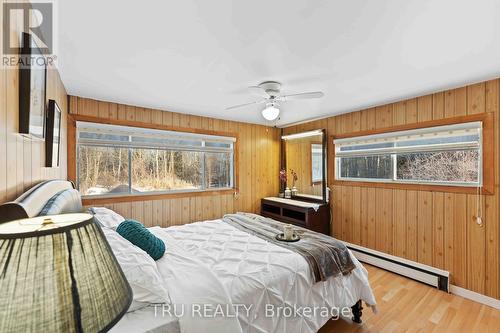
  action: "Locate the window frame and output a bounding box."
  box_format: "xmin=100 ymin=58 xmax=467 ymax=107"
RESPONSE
xmin=68 ymin=115 xmax=239 ymax=205
xmin=331 ymin=113 xmax=495 ymax=195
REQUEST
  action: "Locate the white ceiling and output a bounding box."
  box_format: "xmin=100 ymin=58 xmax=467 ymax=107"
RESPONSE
xmin=57 ymin=0 xmax=500 ymax=126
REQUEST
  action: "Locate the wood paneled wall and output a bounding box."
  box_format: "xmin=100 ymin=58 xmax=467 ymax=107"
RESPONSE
xmin=284 ymin=79 xmax=500 ymax=300
xmin=0 ymin=1 xmax=68 ymax=204
xmin=69 ymin=96 xmax=280 ymax=226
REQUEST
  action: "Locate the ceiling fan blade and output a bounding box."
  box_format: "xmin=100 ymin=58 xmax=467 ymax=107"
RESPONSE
xmin=280 ymin=91 xmax=324 ymax=100
xmin=248 ymin=86 xmax=270 ymax=98
xmin=225 ymin=100 xmax=264 ymax=110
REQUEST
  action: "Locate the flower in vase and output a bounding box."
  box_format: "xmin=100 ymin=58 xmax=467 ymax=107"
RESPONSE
xmin=279 ymin=169 xmax=287 ymax=184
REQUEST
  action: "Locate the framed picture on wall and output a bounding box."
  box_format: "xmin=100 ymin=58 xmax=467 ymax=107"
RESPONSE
xmin=45 ymin=100 xmax=61 ymax=167
xmin=19 ymin=32 xmax=47 ymax=139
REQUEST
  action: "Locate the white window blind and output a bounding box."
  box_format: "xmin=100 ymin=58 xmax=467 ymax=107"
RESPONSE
xmin=77 ymin=121 xmax=235 ymax=152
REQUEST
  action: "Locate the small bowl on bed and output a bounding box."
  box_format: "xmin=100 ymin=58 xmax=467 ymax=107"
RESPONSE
xmin=275 ymin=233 xmax=300 ymax=242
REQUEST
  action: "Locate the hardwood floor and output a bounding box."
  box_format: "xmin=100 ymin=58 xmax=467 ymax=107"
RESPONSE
xmin=320 ymin=265 xmax=500 ymax=332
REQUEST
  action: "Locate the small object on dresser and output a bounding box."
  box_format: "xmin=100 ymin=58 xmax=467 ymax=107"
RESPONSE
xmin=291 ymin=186 xmax=298 ymax=197
xmin=284 ymin=187 xmax=292 ymax=199
xmin=278 ymin=192 xmax=285 ymax=198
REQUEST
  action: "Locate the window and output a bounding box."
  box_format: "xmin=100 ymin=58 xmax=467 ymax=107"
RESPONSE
xmin=311 ymin=144 xmax=323 ymax=183
xmin=334 ymin=121 xmax=482 ymax=187
xmin=76 ymin=121 xmax=236 ymax=197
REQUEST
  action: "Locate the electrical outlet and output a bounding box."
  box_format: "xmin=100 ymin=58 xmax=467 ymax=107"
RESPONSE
xmin=476 ymin=216 xmax=483 ymax=226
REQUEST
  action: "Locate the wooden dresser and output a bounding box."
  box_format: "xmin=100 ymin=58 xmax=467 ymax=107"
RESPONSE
xmin=260 ymin=197 xmax=330 ymax=235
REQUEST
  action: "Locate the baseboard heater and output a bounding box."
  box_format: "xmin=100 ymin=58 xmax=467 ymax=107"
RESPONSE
xmin=343 ymin=241 xmax=449 ymax=292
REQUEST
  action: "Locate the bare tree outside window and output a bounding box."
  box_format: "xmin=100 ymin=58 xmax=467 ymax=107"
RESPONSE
xmin=396 ymin=150 xmax=479 ymax=183
xmin=204 ymin=152 xmax=232 ymax=188
xmin=340 ymin=155 xmax=393 ymax=179
xmin=131 ymin=149 xmax=202 ymax=192
xmin=78 ymin=146 xmax=235 ymax=196
xmin=78 ymin=146 xmax=129 ymax=195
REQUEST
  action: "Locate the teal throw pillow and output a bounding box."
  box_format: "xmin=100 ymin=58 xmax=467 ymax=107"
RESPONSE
xmin=116 ymin=219 xmax=165 ymax=260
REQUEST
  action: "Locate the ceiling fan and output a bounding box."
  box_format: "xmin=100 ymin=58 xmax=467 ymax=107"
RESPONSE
xmin=226 ymin=81 xmax=324 ymax=121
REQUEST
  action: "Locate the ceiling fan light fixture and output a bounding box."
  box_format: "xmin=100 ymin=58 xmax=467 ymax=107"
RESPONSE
xmin=261 ymin=104 xmax=280 ymax=121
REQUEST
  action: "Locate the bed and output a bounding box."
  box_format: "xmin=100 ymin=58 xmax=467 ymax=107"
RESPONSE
xmin=0 ymin=180 xmax=376 ymax=333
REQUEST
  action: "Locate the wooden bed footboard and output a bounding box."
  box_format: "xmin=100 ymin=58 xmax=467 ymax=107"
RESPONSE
xmin=351 ymin=300 xmax=363 ymax=324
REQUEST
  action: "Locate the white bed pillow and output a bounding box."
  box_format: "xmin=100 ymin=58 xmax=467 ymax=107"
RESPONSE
xmin=102 ymin=227 xmax=170 ymax=306
xmin=90 ymin=207 xmax=125 ymax=229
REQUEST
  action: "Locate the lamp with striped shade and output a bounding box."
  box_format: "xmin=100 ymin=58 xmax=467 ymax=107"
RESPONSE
xmin=0 ymin=213 xmax=132 ymax=333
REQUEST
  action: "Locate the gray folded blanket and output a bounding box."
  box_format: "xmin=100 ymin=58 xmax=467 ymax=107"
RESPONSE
xmin=222 ymin=213 xmax=355 ymax=283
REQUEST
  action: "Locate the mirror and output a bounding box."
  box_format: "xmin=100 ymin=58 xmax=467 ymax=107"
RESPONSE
xmin=281 ymin=129 xmax=326 ymax=203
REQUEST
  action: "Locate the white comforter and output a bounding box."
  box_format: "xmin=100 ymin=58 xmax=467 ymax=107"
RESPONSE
xmin=148 ymin=219 xmax=376 ymax=333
